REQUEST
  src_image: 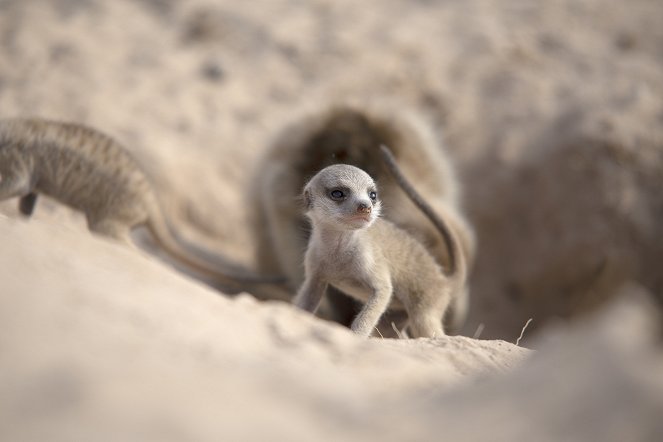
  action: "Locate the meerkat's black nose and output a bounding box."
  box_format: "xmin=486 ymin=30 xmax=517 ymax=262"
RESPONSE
xmin=357 ymin=203 xmax=371 ymax=214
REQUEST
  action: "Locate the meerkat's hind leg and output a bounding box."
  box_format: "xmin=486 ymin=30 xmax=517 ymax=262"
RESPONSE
xmin=407 ymin=313 xmax=444 ymax=339
xmin=19 ymin=192 xmax=38 ymax=216
xmin=404 ymin=293 xmax=448 ymax=339
xmin=445 ymin=288 xmax=469 ymax=334
xmin=350 ymin=283 xmax=393 ymax=337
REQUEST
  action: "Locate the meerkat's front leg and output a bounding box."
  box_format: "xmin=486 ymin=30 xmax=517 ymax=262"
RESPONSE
xmin=0 ymin=173 xmax=31 ymax=202
xmin=19 ymin=192 xmax=38 ymax=216
xmin=293 ymin=272 xmax=329 ymax=313
xmin=351 ymin=281 xmax=393 ymax=337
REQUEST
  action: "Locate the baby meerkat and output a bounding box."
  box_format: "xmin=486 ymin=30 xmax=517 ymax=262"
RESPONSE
xmin=293 ymin=146 xmax=466 ymax=338
xmin=0 ymin=117 xmax=286 ymax=293
xmin=253 ymin=104 xmax=475 ymax=331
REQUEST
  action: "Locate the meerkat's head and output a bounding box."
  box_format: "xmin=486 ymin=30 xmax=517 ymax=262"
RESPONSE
xmin=303 ymin=164 xmax=381 ymax=231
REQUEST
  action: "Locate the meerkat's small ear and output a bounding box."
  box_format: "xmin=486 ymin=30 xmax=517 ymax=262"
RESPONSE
xmin=303 ymin=189 xmax=312 ymax=209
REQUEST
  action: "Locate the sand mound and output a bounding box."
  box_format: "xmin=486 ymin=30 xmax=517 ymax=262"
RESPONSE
xmin=1 ymin=218 xmax=661 ymax=441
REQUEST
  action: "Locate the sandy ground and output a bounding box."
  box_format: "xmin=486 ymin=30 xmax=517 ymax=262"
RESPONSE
xmin=1 ymin=0 xmax=662 ymax=440
xmin=1 ymin=217 xmax=661 ymax=441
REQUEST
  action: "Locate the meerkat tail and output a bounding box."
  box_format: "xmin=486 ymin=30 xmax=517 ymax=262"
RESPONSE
xmin=146 ymin=211 xmax=287 ymax=288
xmin=165 ymin=219 xmax=288 ymax=285
xmin=379 ymin=144 xmax=466 ymax=282
xmin=167 ymin=227 xmax=287 ymax=284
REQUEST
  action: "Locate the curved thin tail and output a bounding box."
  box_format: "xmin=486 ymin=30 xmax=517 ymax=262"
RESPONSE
xmin=146 ymin=212 xmax=288 ymax=290
xmin=379 ymin=144 xmax=467 ymax=286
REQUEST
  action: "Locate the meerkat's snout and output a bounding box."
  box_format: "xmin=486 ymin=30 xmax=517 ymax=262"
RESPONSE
xmin=357 ymin=203 xmax=371 ymax=214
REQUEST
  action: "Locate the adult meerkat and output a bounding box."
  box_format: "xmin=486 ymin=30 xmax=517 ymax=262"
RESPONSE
xmin=252 ymin=104 xmax=475 ymax=330
xmin=0 ymin=117 xmax=286 ymax=294
xmin=293 ymin=146 xmax=466 ymax=338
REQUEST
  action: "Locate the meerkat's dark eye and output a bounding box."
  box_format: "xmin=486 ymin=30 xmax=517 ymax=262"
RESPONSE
xmin=369 ymin=191 xmax=377 ymax=201
xmin=330 ymin=189 xmax=345 ymax=200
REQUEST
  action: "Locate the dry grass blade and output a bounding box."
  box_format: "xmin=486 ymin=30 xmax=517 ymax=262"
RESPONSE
xmin=515 ymin=318 xmax=533 ymax=346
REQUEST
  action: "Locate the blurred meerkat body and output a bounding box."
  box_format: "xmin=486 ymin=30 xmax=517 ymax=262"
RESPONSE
xmin=0 ymin=118 xmax=286 ymax=293
xmin=293 ymin=157 xmax=466 ymax=338
xmin=252 ymin=104 xmax=475 ymax=330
